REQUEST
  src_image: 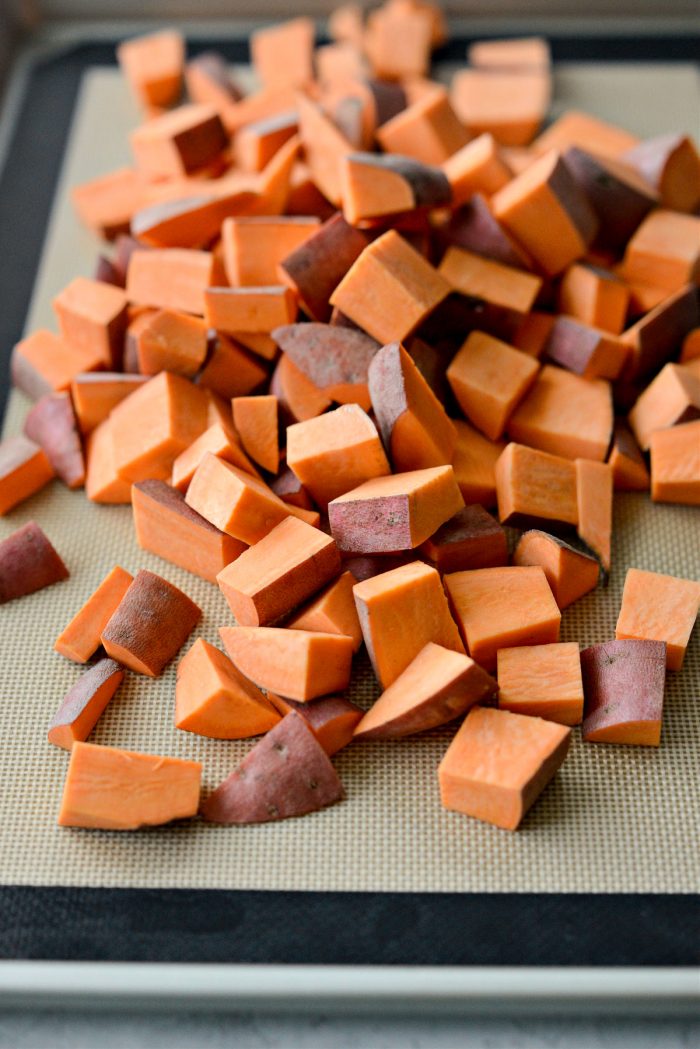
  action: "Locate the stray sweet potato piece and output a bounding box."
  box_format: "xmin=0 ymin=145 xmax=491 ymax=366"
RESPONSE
xmin=201 ymin=710 xmax=344 ymax=823
xmin=498 ymin=642 xmax=583 ymax=725
xmin=58 ymin=741 xmax=201 ymax=830
xmin=55 ymin=566 xmax=133 ymax=663
xmin=72 ymin=167 xmax=147 ymax=240
xmin=101 ymin=569 xmax=201 ymax=677
xmin=581 ymin=639 xmax=666 ymax=745
xmin=421 ymin=505 xmax=507 ymax=574
xmin=620 ymin=210 xmax=700 ymax=293
xmin=117 ymin=29 xmax=184 ymax=109
xmin=171 ymin=422 xmax=259 ymax=493
xmin=130 ymin=104 xmax=227 ymax=179
xmin=0 ymin=435 xmax=54 ymax=515
xmin=558 ymin=263 xmax=629 ymax=336
xmin=267 ymin=693 xmax=362 ymax=755
xmin=11 ymin=330 xmax=104 ymax=402
xmin=287 ymin=404 xmax=390 ymax=509
xmin=198 ymin=333 xmax=268 ymax=400
xmin=330 ymin=230 xmax=450 ymax=344
xmin=438 ymin=705 xmax=571 ymax=830
xmin=132 ymin=479 xmax=246 ymax=583
xmin=513 ymin=529 xmax=599 ymax=610
xmin=442 ymin=133 xmax=513 ymax=204
xmin=329 ymin=465 xmax=464 ymax=553
xmin=353 ymin=561 xmax=464 ymax=688
xmin=0 ymin=521 xmax=68 ymax=603
xmin=288 ymin=570 xmax=362 ymax=651
xmin=176 ymin=638 xmax=280 ymax=739
xmin=451 ymin=68 xmax=550 ymax=147
xmin=278 ymin=214 xmax=368 ymax=323
xmin=340 ymin=151 xmax=451 ymax=225
xmin=53 ymin=277 xmax=128 ymax=369
xmin=272 ymin=323 xmax=379 ymax=410
xmin=444 ymin=565 xmax=561 ymax=671
xmin=575 ymin=459 xmax=613 ymax=570
xmin=127 ymin=248 xmax=217 ymax=315
xmin=135 ymin=309 xmax=208 ymax=377
xmin=223 ymin=216 xmax=320 ymax=286
xmin=616 ymin=568 xmax=700 ymax=671
xmin=543 ymin=317 xmax=629 ymax=381
xmin=85 ymin=419 xmax=131 ymax=504
xmin=220 ymin=627 xmax=353 ymax=701
xmin=619 ymin=284 xmax=699 ymax=385
xmin=368 ymin=341 xmax=457 ymax=470
xmin=628 ymin=362 xmax=700 ymax=452
xmin=491 ymin=150 xmax=598 ymax=276
xmin=48 ymin=659 xmax=125 ymax=750
xmin=532 ymin=110 xmax=639 ymax=160
xmin=355 ymin=642 xmax=496 ymax=739
xmin=624 ymin=133 xmax=700 ymax=214
xmin=439 ymin=247 xmax=542 ymax=321
xmin=650 ymin=420 xmax=700 ymax=506
xmin=495 ymin=443 xmax=579 ymax=529
xmin=447 ymin=331 xmax=539 ymax=440
xmin=217 ymin=515 xmax=339 ymax=627
xmin=271 ymin=354 xmax=332 ymax=423
xmin=608 ymin=421 xmax=650 ymax=492
xmin=231 ymin=395 xmax=279 ymax=474
xmin=451 ymin=419 xmax=505 ymax=507
xmin=71 ymin=372 xmax=149 ymax=435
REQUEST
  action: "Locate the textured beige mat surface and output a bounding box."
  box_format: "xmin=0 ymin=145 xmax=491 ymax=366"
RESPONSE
xmin=0 ymin=66 xmax=698 ymax=893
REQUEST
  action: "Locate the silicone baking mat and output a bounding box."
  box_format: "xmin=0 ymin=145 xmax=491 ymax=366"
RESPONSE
xmin=0 ymin=54 xmax=698 ymax=910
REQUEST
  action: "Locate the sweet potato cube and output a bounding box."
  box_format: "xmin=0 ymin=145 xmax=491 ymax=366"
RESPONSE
xmin=353 ymin=561 xmax=465 ymax=688
xmin=329 ymin=465 xmax=464 ymax=553
xmin=185 ymin=452 xmax=296 ymax=543
xmin=219 ymin=627 xmax=353 ymax=701
xmin=234 ymin=112 xmax=298 ymax=173
xmin=0 ymin=435 xmax=54 ymax=515
xmin=11 ymin=330 xmax=104 ymax=402
xmin=200 ymin=710 xmax=344 ymax=824
xmin=55 ymin=566 xmax=133 ymax=663
xmin=278 ymin=213 xmax=368 ymax=323
xmin=117 ymin=29 xmax=184 ymax=108
xmin=198 ymin=333 xmax=268 ymax=400
xmin=185 ymin=50 xmax=243 ymax=110
xmin=58 ymin=741 xmax=201 ymax=830
xmin=368 ymin=341 xmax=457 ymax=471
xmin=469 ymin=36 xmax=551 ymax=70
xmin=532 ymin=110 xmax=639 ymax=160
xmin=615 ymin=568 xmax=700 ymax=671
xmin=267 ymin=693 xmax=362 ymax=756
xmin=272 ymin=322 xmax=379 ymax=410
xmin=222 ymin=216 xmax=320 ymax=287
xmin=650 ymin=419 xmax=700 ymax=506
xmin=176 ymin=638 xmax=280 ymax=739
xmin=250 ymin=18 xmax=314 ymax=89
xmin=0 ymin=521 xmax=68 ymax=603
xmin=495 ymin=443 xmax=579 ymax=529
xmin=71 ymin=167 xmax=147 ymax=240
xmin=340 ymin=151 xmax=451 ymax=225
xmin=558 ymin=263 xmax=629 ymax=336
xmin=101 ymin=569 xmax=201 ymax=677
xmin=513 ymin=529 xmax=599 ymax=610
xmin=451 ymin=68 xmax=550 ymax=147
xmin=131 ymin=187 xmax=260 ymax=251
xmin=497 ymin=642 xmax=583 ymax=725
xmin=217 ymin=516 xmax=339 ymax=627
xmin=420 ymin=505 xmax=507 ymax=574
xmin=132 ymin=479 xmax=246 ymax=583
xmin=71 ymin=372 xmax=149 ymax=435
xmin=513 ymin=312 xmax=555 ymax=359
xmin=439 ymin=247 xmax=542 ymax=319
xmin=364 ymin=3 xmax=432 ymax=80
xmin=608 ymin=422 xmax=650 ymax=492
xmin=355 ymin=642 xmax=496 ymax=740
xmin=48 ymin=659 xmax=124 ymax=750
xmin=53 ymin=277 xmax=128 ymax=368
xmin=620 ymin=210 xmax=700 ymax=293
xmin=376 ymin=87 xmax=469 ymax=166
xmin=444 ymin=565 xmax=561 ymax=671
xmin=625 ymin=132 xmax=700 ymax=213
xmin=451 ymin=419 xmax=505 ymax=507
xmin=447 ymin=331 xmax=539 ymax=441
xmin=127 ymin=248 xmax=216 ymax=315
xmin=85 ymin=419 xmax=131 ymax=504
xmin=575 ymin=459 xmax=613 ymax=570
xmin=171 ymin=422 xmax=259 ymax=493
xmin=329 ymin=230 xmax=450 ymax=345
xmin=288 ymin=570 xmax=362 ymax=651
xmin=135 ymin=309 xmax=208 ymax=377
xmin=629 ymin=363 xmax=700 ymax=452
xmin=204 ymin=286 xmax=297 ymax=336
xmin=438 ymin=706 xmax=571 ymax=830
xmin=581 ymin=639 xmax=666 ymax=745
xmin=271 ymin=354 xmax=331 ymax=423
xmin=619 ymin=284 xmax=699 ymax=385
xmin=442 ymin=132 xmax=513 ymax=204
xmin=543 ymin=317 xmax=629 ymax=381
xmin=231 ymin=395 xmax=280 ymax=474
xmin=130 ymin=104 xmax=227 ymax=179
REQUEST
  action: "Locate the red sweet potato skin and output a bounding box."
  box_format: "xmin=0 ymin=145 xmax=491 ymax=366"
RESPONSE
xmin=439 ymin=194 xmax=530 ymax=269
xmin=329 ymin=494 xmax=412 ymax=553
xmin=268 ymin=694 xmax=364 ymax=754
xmin=581 ymin=639 xmax=666 ymax=740
xmin=24 ymin=391 xmax=86 ymax=488
xmin=0 ymin=521 xmax=69 ymax=603
xmin=49 ymin=658 xmax=124 ymax=730
xmin=279 ymin=214 xmax=369 ymax=322
xmin=272 ymin=322 xmax=380 ymax=405
xmin=200 ymin=711 xmax=345 ymax=823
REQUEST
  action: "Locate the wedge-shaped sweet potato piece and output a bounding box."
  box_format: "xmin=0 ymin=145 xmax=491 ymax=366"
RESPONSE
xmin=22 ymin=391 xmax=85 ymax=490
xmin=513 ymin=529 xmax=598 ymax=610
xmin=353 ymin=561 xmax=465 ymax=688
xmin=201 ymin=710 xmax=343 ymax=824
xmin=271 ymin=354 xmax=332 ymax=424
xmin=650 ymin=419 xmax=700 ymax=506
xmin=355 ymin=642 xmax=496 ymax=740
xmin=223 ymin=216 xmax=320 ymax=286
xmin=11 ymin=330 xmax=104 ymax=402
xmin=581 ymin=639 xmax=666 ymax=745
xmin=71 ymin=372 xmax=148 ymax=435
xmin=131 ymin=185 xmax=261 ymax=249
xmin=451 ymin=419 xmax=505 ymax=507
xmin=607 ymin=421 xmax=650 ymax=492
xmin=117 ymin=28 xmax=184 ymax=108
xmin=53 ymin=276 xmax=128 ymax=369
xmin=198 ymin=333 xmax=268 ymax=400
xmin=101 ymin=569 xmax=201 ymax=677
xmin=620 ymin=210 xmax=700 ymax=294
xmin=267 ymin=693 xmax=362 ymax=755
xmin=421 ymin=505 xmax=507 ymax=574
xmin=277 ymin=214 xmax=368 ymax=323
xmin=172 ymin=422 xmax=259 ymax=493
xmin=624 ymin=133 xmax=700 ymax=213
xmin=558 ymin=263 xmax=629 ymax=336
xmin=130 ymin=104 xmax=227 ymax=180
xmin=126 ymin=248 xmax=217 ymax=315
xmin=135 ymin=309 xmax=208 ymax=377
xmin=447 ymin=331 xmax=539 ymax=441
xmin=48 ymin=659 xmax=124 ymax=750
xmin=329 ymin=465 xmax=464 ymax=553
xmin=368 ymin=341 xmax=457 ymax=471
xmin=438 ymin=706 xmax=571 ymax=830
xmin=444 ymin=565 xmax=561 ymax=671
xmin=132 ymin=479 xmax=246 ymax=583
xmin=231 ymin=395 xmax=279 ymax=474
xmin=498 ymin=642 xmax=583 ymax=725
xmin=340 ymin=152 xmax=451 ymax=224
xmin=442 ymin=133 xmax=513 ymax=205
xmin=495 ymin=443 xmax=579 ymax=529
xmin=619 ymin=284 xmax=699 ymax=386
xmin=55 ymin=566 xmax=133 ymax=663
xmin=0 ymin=435 xmax=54 ymax=515
xmin=287 ymin=570 xmax=362 ymax=651
xmin=439 ymin=247 xmax=541 ymax=321
xmin=628 ymin=362 xmax=700 ymax=452
xmin=176 ymin=638 xmax=280 ymax=739
xmin=272 ymin=323 xmax=379 ymax=410
xmin=543 ymin=317 xmax=629 ymax=382
xmin=0 ymin=522 xmax=68 ymax=604
xmin=220 ymin=627 xmax=353 ymax=701
xmin=575 ymin=459 xmax=613 ymax=570
xmin=58 ymin=741 xmax=201 ymax=830
xmin=616 ymin=568 xmax=700 ymax=671
xmin=217 ymin=516 xmax=339 ymax=627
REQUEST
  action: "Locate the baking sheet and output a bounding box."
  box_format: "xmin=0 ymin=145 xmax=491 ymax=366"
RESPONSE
xmin=0 ymin=64 xmax=698 ymax=897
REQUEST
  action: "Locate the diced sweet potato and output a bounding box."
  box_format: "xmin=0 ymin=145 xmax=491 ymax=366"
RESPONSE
xmin=272 ymin=323 xmax=379 ymax=410
xmin=575 ymin=459 xmax=613 ymax=570
xmin=58 ymin=741 xmax=201 ymax=830
xmin=439 ymin=194 xmax=533 ymax=270
xmin=267 ymin=693 xmax=363 ymax=755
xmin=451 ymin=68 xmax=550 ymax=147
xmin=615 ymin=568 xmax=700 ymax=671
xmin=135 ymin=309 xmax=208 ymax=377
xmin=250 ymin=17 xmax=314 ymax=89
xmin=624 ymin=133 xmax=700 ymax=213
xmin=201 ymin=710 xmax=344 ymax=823
xmin=55 ymin=566 xmax=133 ymax=663
xmin=287 ymin=570 xmax=362 ymax=651
xmin=117 ymin=29 xmax=184 ymax=108
xmin=619 ymin=284 xmax=699 ymax=385
xmin=204 ymin=285 xmax=297 ymax=336
xmin=581 ymin=639 xmax=666 ymax=745
xmin=278 ymin=214 xmax=368 ymax=322
xmin=620 ymin=210 xmax=700 ymax=293
xmin=23 ymin=391 xmax=86 ymax=489
xmin=451 ymin=418 xmax=505 ymax=507
xmin=375 ymin=86 xmax=468 ymax=165
xmin=558 ymin=263 xmax=629 ymax=336
xmin=439 ymin=247 xmax=542 ymax=321
xmin=512 ymin=529 xmax=599 ymax=609
xmin=53 ymin=277 xmax=128 ymax=369
xmin=222 ymin=216 xmax=320 ymax=286
xmin=628 ymin=362 xmax=700 ymax=452
xmin=48 ymin=659 xmax=125 ymax=750
xmin=219 ymin=626 xmax=354 ymax=701
xmin=607 ymin=421 xmax=650 ymax=492
xmin=340 ymin=152 xmax=451 ymax=225
xmin=442 ymin=133 xmax=513 ymax=204
xmin=234 ymin=112 xmax=298 ymax=173
xmin=126 ymin=248 xmax=217 ymax=315
xmin=531 ymin=110 xmax=639 ymax=160
xmin=71 ymin=372 xmax=149 ymax=435
xmin=0 ymin=521 xmax=68 ymax=603
xmin=543 ymin=317 xmax=629 ymax=381
xmin=71 ymin=167 xmax=147 ymax=240
xmin=420 ymin=505 xmax=507 ymax=574
xmin=130 ymin=104 xmax=227 ymax=180
xmin=0 ymin=435 xmax=54 ymax=515
xmin=497 ymin=642 xmax=583 ymax=725
xmin=364 ymin=2 xmax=432 ymax=80
xmin=271 ymin=354 xmax=332 ymax=424
xmin=198 ymin=333 xmax=269 ymax=400
xmin=171 ymin=422 xmax=259 ymax=493
xmin=650 ymin=419 xmax=700 ymax=506
xmin=11 ymin=330 xmax=104 ymax=402
xmin=185 ymin=50 xmax=243 ymax=110
xmin=468 ymin=36 xmax=551 ymax=70
xmin=495 ymin=442 xmax=579 ymax=529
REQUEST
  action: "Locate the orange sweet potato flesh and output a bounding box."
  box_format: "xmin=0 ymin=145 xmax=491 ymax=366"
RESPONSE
xmin=0 ymin=435 xmax=54 ymax=515
xmin=438 ymin=705 xmax=571 ymax=830
xmin=171 ymin=422 xmax=260 ymax=493
xmin=219 ymin=626 xmax=354 ymax=701
xmin=126 ymin=248 xmax=216 ymax=315
xmin=232 ymin=395 xmax=280 ymax=474
xmin=650 ymin=419 xmax=700 ymax=506
xmin=628 ymin=363 xmax=700 ymax=452
xmin=222 ymin=216 xmax=321 ymax=286
xmin=217 ymin=515 xmax=340 ymax=627
xmin=451 ymin=419 xmax=505 ymax=507
xmin=267 ymin=692 xmax=363 ymax=755
xmin=176 ymin=638 xmax=280 ymax=739
xmin=447 ymin=331 xmax=539 ymax=441
xmin=355 ymin=642 xmax=497 ymax=740
xmin=271 ymin=323 xmax=379 ymax=410
xmin=513 ymin=529 xmax=599 ymax=610
xmin=136 ymin=310 xmax=209 ymax=378
xmin=608 ymin=422 xmax=650 ymax=492
xmin=117 ymin=29 xmax=184 ymax=108
xmin=71 ymin=167 xmax=147 ymax=240
xmin=48 ymin=658 xmax=125 ymax=750
xmin=0 ymin=521 xmax=69 ymax=603
xmin=444 ymin=565 xmax=561 ymax=671
xmin=101 ymin=569 xmax=201 ymax=677
xmin=12 ymin=330 xmax=104 ymax=402
xmin=55 ymin=566 xmax=133 ymax=663
xmin=130 ymin=104 xmax=227 ymax=180
xmin=198 ymin=334 xmax=269 ymax=401
xmin=58 ymin=741 xmax=201 ymax=830
xmin=420 ymin=505 xmax=508 ymax=574
xmin=495 ymin=442 xmax=579 ymax=530
xmin=575 ymin=459 xmax=613 ymax=570
xmin=85 ymin=419 xmax=132 ymax=505
xmin=615 ymin=567 xmax=700 ymax=671
xmin=288 ymin=570 xmax=363 ymax=651
xmin=53 ymin=276 xmax=128 ymax=369
xmin=132 ymin=479 xmax=246 ymax=583
xmin=71 ymin=373 xmax=149 ymax=435
xmin=439 ymin=247 xmax=542 ymax=318
xmin=353 ymin=561 xmax=465 ymax=688
xmin=497 ymin=641 xmax=583 ymax=725
xmin=278 ymin=214 xmax=368 ymax=323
